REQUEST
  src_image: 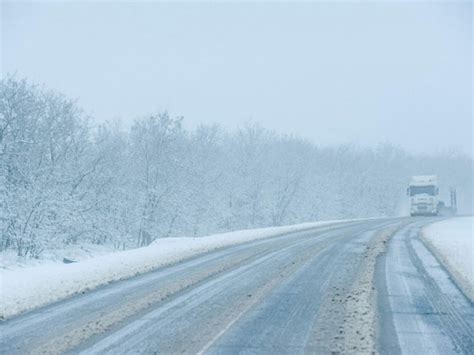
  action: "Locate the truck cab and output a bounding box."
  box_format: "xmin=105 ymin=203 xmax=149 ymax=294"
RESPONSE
xmin=408 ymin=175 xmax=439 ymax=216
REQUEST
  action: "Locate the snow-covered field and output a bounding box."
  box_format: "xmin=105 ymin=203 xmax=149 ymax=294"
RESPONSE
xmin=0 ymin=219 xmax=357 ymax=320
xmin=422 ymin=217 xmax=474 ymax=301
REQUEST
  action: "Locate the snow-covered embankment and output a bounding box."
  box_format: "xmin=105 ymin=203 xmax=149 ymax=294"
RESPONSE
xmin=422 ymin=216 xmax=474 ymax=301
xmin=0 ymin=219 xmax=354 ymax=320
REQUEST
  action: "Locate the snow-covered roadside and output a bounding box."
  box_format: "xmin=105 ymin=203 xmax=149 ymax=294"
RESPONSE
xmin=0 ymin=243 xmax=117 ymax=271
xmin=422 ymin=217 xmax=474 ymax=301
xmin=0 ymin=218 xmax=361 ymax=320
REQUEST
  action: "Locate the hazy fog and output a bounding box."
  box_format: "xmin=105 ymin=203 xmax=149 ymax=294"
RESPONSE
xmin=2 ymin=1 xmax=472 ymax=155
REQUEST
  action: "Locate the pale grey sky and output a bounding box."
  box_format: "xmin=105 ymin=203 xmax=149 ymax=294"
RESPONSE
xmin=2 ymin=1 xmax=473 ymax=156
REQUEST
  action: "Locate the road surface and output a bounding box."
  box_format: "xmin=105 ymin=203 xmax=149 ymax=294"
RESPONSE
xmin=1 ymin=218 xmax=472 ymax=354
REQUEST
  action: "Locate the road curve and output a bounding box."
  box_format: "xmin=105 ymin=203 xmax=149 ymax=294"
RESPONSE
xmin=377 ymin=221 xmax=473 ymax=354
xmin=0 ymin=218 xmax=472 ymax=354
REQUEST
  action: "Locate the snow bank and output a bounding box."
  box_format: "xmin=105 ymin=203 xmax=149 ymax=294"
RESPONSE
xmin=422 ymin=217 xmax=474 ymax=300
xmin=1 ymin=243 xmax=116 ymax=271
xmin=0 ymin=219 xmax=356 ymax=320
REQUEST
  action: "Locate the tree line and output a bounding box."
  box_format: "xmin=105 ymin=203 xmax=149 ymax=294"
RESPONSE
xmin=1 ymin=77 xmax=472 ymax=257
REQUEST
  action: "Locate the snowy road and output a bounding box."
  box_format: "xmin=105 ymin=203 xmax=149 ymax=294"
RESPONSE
xmin=377 ymin=221 xmax=474 ymax=354
xmin=1 ymin=218 xmax=472 ymax=354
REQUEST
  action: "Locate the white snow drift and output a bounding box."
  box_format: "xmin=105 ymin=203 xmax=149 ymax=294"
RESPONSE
xmin=0 ymin=219 xmax=355 ymax=320
xmin=423 ymin=216 xmax=474 ymax=300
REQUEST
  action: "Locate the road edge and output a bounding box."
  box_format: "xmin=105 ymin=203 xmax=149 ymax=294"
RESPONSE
xmin=419 ymin=231 xmax=474 ymax=302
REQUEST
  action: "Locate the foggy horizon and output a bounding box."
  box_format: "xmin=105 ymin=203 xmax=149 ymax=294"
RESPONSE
xmin=3 ymin=1 xmax=472 ymax=156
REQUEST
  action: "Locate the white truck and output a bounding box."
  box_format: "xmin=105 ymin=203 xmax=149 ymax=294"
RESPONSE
xmin=407 ymin=175 xmax=439 ymax=216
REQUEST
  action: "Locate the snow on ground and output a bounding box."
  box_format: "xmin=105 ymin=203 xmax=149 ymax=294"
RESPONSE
xmin=422 ymin=216 xmax=474 ymax=301
xmin=0 ymin=243 xmax=117 ymax=271
xmin=0 ymin=218 xmax=359 ymax=320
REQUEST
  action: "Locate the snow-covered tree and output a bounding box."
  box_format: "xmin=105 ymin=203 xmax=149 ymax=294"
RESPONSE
xmin=1 ymin=77 xmax=472 ymax=258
